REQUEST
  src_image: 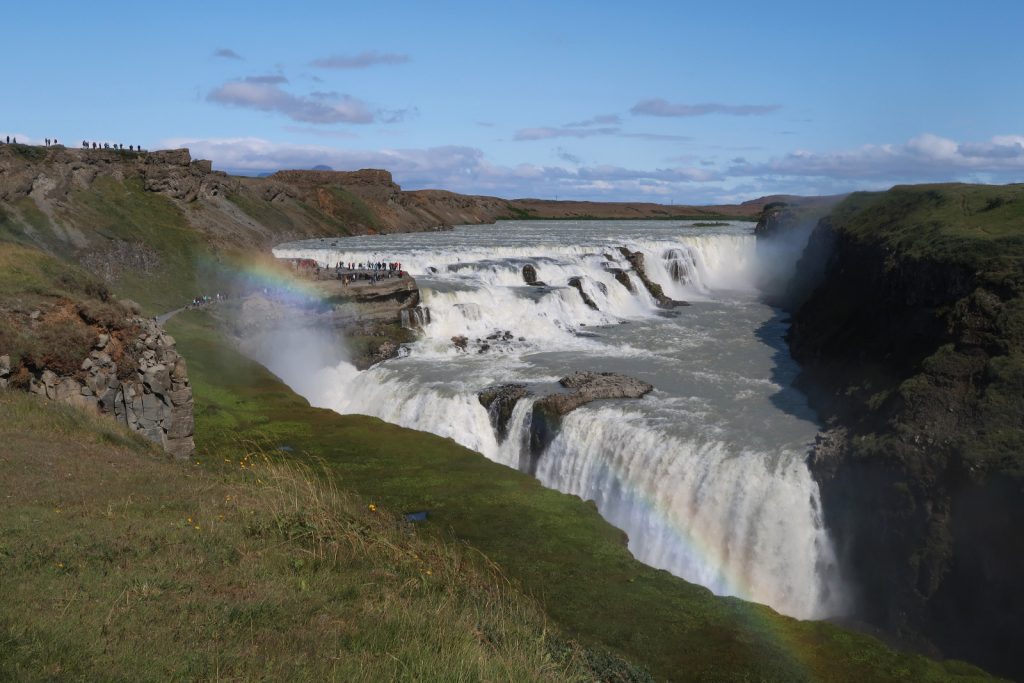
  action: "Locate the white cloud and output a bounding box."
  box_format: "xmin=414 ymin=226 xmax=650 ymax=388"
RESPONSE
xmin=728 ymin=133 xmax=1024 ymax=181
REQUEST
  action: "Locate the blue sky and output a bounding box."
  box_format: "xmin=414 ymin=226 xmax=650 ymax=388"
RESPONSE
xmin=4 ymin=0 xmax=1024 ymax=203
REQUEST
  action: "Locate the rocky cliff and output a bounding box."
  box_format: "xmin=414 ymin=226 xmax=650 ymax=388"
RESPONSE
xmin=774 ymin=184 xmax=1024 ymax=680
xmin=0 ymin=245 xmax=195 ymax=458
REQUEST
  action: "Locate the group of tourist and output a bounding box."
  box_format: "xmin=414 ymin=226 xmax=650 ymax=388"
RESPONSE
xmin=337 ymin=261 xmax=403 ymax=273
xmin=187 ymin=293 xmax=226 ymax=309
xmin=323 ymin=261 xmax=406 ymax=287
xmin=82 ymin=140 xmax=144 ymax=152
xmin=0 ymin=135 xmax=145 ymax=152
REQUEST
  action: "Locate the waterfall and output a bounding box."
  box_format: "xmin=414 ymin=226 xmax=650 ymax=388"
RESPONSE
xmin=260 ymin=221 xmax=846 ymax=620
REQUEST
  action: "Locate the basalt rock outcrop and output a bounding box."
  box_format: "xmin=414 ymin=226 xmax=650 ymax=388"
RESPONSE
xmin=616 ymin=247 xmax=688 ymax=308
xmin=779 ymin=185 xmax=1024 ymax=680
xmin=567 ymin=277 xmax=600 ymax=311
xmin=7 ymin=317 xmax=195 ymax=458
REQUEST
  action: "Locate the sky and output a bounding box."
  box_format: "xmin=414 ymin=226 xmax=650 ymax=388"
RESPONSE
xmin=3 ymin=0 xmax=1024 ymax=204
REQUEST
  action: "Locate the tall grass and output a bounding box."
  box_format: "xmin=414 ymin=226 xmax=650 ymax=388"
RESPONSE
xmin=0 ymin=392 xmax=648 ymax=681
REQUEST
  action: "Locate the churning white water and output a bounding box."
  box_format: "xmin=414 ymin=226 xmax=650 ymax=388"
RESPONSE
xmin=268 ymin=220 xmax=844 ymax=619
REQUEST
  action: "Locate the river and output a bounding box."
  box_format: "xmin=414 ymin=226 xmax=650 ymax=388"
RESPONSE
xmin=271 ymin=219 xmax=845 ymax=620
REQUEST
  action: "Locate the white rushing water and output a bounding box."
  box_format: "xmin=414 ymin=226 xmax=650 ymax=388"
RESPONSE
xmin=267 ymin=219 xmax=844 ymax=619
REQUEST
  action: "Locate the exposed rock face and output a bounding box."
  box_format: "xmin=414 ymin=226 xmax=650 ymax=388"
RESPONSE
xmin=753 ymin=203 xmax=795 ymax=239
xmin=478 ymin=384 xmax=529 ymax=442
xmin=567 ymin=277 xmax=599 ymax=311
xmin=782 ymin=186 xmax=1024 ymax=680
xmin=617 ymin=247 xmax=688 ymax=308
xmin=522 ymin=263 xmax=542 ymax=286
xmin=270 ymin=168 xmax=514 ymax=233
xmin=20 ymin=318 xmax=195 ymax=458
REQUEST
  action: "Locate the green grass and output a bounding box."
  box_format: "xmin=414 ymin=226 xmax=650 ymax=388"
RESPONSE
xmin=828 ymin=183 xmax=1024 ymax=285
xmin=0 ymin=391 xmax=641 ymax=682
xmin=62 ymin=176 xmax=210 ymax=312
xmin=226 ymin=191 xmax=300 ymax=235
xmin=165 ymin=310 xmax=998 ymax=682
xmin=324 ymin=187 xmax=382 ymax=231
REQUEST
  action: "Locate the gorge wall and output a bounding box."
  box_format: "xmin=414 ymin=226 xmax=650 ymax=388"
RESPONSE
xmin=763 ymin=186 xmax=1024 ymax=680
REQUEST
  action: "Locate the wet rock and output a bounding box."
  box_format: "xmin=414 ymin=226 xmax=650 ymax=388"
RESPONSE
xmin=522 ymin=263 xmax=538 ymax=285
xmin=542 ymin=371 xmax=653 ymax=416
xmin=617 ymin=247 xmax=689 ymax=308
xmin=607 ymin=267 xmax=636 ymax=293
xmin=478 ymin=384 xmax=530 ymax=442
xmin=528 ymin=371 xmax=654 ymax=473
xmin=567 ymin=276 xmax=600 ymax=311
xmin=365 ymin=340 xmax=400 ymax=367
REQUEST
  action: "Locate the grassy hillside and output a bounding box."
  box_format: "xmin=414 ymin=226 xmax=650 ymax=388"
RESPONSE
xmin=162 ymin=310 xmax=996 ymax=682
xmin=0 ymin=390 xmax=633 ymax=681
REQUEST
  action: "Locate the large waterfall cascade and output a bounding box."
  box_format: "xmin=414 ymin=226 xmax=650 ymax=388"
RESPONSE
xmin=270 ymin=220 xmax=845 ymax=619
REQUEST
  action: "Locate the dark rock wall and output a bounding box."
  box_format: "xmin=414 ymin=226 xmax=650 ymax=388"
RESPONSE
xmin=784 ymin=215 xmax=1024 ymax=680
